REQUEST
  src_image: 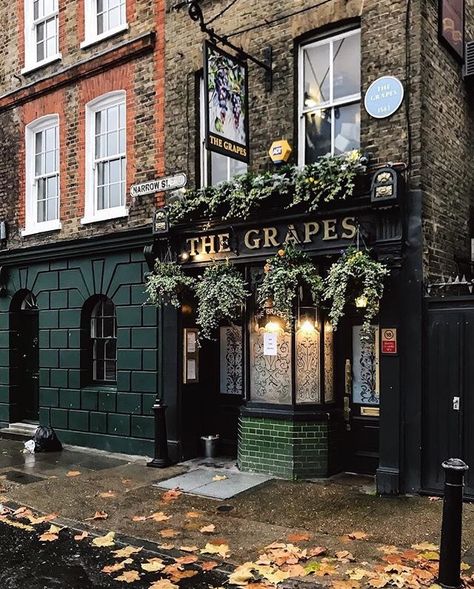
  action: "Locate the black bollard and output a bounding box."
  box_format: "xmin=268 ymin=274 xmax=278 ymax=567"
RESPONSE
xmin=147 ymin=398 xmax=172 ymax=468
xmin=438 ymin=458 xmax=469 ymax=589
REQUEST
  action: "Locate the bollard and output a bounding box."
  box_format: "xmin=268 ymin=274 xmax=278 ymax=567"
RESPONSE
xmin=438 ymin=458 xmax=469 ymax=589
xmin=147 ymin=398 xmax=172 ymax=468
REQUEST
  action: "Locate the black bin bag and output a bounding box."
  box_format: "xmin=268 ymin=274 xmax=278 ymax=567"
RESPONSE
xmin=34 ymin=426 xmax=63 ymax=452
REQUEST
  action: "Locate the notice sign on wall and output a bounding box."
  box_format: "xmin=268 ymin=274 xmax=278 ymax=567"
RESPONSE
xmin=263 ymin=333 xmax=278 ymax=356
xmin=381 ymin=328 xmax=398 ymax=355
xmin=204 ymin=41 xmax=249 ymax=163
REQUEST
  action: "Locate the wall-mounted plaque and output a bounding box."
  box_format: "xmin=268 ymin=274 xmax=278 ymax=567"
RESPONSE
xmin=364 ymin=76 xmax=404 ymax=119
xmin=439 ymin=0 xmax=465 ymax=62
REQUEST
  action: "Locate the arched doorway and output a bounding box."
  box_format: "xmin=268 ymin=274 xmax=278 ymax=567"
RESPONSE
xmin=10 ymin=291 xmax=39 ymax=422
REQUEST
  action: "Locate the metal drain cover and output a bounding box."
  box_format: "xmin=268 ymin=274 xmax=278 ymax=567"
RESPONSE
xmin=4 ymin=470 xmax=45 ymax=485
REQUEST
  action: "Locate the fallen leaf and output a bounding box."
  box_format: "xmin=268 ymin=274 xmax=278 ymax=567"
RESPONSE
xmin=99 ymin=491 xmax=116 ymax=499
xmin=159 ymin=543 xmax=175 ymax=550
xmin=163 ymin=563 xmax=199 ymax=582
xmin=332 ymin=581 xmax=361 ymax=589
xmin=308 ymin=546 xmax=327 ymax=557
xmin=112 ymin=545 xmax=143 ymax=558
xmin=412 ymin=542 xmax=438 ymax=551
xmin=148 ymin=580 xmax=179 ymax=589
xmin=160 ymin=528 xmax=178 ymax=538
xmin=115 ymin=570 xmax=140 ymax=583
xmin=200 ymin=543 xmax=230 ymax=558
xmin=305 ymin=562 xmax=321 ymax=574
xmin=179 ymin=545 xmax=198 ymax=552
xmin=13 ymin=507 xmax=27 ymax=516
xmin=1 ymin=518 xmax=34 ymax=531
xmin=86 ymin=510 xmax=108 ymax=521
xmin=39 ymin=531 xmax=59 ymax=542
xmin=212 ymin=474 xmax=227 ymax=482
xmin=174 ymin=555 xmax=198 ymax=565
xmin=420 ymin=551 xmax=439 ymax=561
xmin=336 ymin=550 xmax=355 ymax=562
xmin=348 ymin=568 xmax=371 ymax=581
xmin=200 ymin=524 xmax=216 ymax=534
xmin=92 ymin=531 xmax=115 ymax=547
xmin=29 ymin=512 xmax=59 ymax=525
xmin=74 ymin=531 xmax=89 ymax=541
xmin=148 ymin=512 xmax=172 ymax=522
xmin=228 ymin=563 xmax=255 ymax=586
xmin=378 ymin=545 xmax=401 ymax=555
xmin=162 ymin=489 xmax=182 ymax=503
xmin=368 ymin=573 xmax=392 ymax=588
xmin=141 ymin=558 xmax=165 ymax=572
xmin=132 ymin=515 xmax=147 ymax=522
xmin=348 ymin=531 xmax=368 ymax=540
xmin=186 ymin=511 xmax=201 ymax=519
xmin=102 ymin=559 xmax=132 ymax=573
xmin=288 ymin=532 xmax=311 ymax=543
xmin=201 ymin=560 xmax=218 ymax=571
xmin=66 ymin=471 xmax=81 ymax=477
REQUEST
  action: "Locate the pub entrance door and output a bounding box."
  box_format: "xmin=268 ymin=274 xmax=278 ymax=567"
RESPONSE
xmin=10 ymin=292 xmax=39 ymax=422
xmin=342 ymin=323 xmax=380 ymax=475
xmin=180 ymin=303 xmax=243 ymax=460
xmin=422 ymin=298 xmax=474 ymax=498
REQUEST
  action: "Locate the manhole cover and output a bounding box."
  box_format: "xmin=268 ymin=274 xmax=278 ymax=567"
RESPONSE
xmin=217 ymin=505 xmax=234 ymax=513
xmin=4 ymin=470 xmax=44 ymax=485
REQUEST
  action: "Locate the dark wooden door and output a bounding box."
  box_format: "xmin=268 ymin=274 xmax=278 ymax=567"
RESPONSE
xmin=423 ymin=304 xmax=474 ymax=497
xmin=16 ymin=309 xmax=40 ymax=422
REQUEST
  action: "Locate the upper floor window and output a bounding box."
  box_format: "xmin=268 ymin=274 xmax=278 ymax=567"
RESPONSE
xmin=299 ymin=29 xmax=361 ymax=165
xmin=23 ymin=0 xmax=61 ymax=73
xmin=82 ymin=0 xmax=128 ymax=48
xmin=199 ymin=77 xmax=247 ymax=186
xmin=82 ymin=91 xmax=128 ymax=224
xmin=22 ymin=115 xmax=61 ymax=236
xmin=90 ymin=298 xmax=117 ymax=384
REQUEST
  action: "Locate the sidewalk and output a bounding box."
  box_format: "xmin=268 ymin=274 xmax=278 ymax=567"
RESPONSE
xmin=1 ymin=436 xmax=474 ymax=588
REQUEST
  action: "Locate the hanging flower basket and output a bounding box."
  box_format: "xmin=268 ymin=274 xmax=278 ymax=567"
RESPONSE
xmin=257 ymin=246 xmax=324 ymax=323
xmin=195 ymin=261 xmax=250 ymax=340
xmin=323 ymin=248 xmax=389 ymax=340
xmin=145 ymin=260 xmax=196 ymax=308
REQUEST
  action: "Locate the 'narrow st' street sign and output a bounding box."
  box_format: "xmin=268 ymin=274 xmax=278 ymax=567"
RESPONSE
xmin=130 ymin=173 xmax=187 ymax=197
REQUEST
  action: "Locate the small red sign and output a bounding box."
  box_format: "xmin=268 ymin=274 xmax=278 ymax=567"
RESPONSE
xmin=381 ymin=328 xmax=398 ymax=355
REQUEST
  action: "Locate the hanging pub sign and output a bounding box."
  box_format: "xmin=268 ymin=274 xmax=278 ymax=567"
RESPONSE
xmin=204 ymin=41 xmax=249 ymax=163
xmin=439 ymin=0 xmax=465 ymax=61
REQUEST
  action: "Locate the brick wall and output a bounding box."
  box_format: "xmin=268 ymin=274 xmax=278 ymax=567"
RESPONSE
xmin=0 ymin=0 xmax=166 ymax=249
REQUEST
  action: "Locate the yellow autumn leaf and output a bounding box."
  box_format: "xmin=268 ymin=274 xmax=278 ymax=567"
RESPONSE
xmin=200 ymin=542 xmax=230 ymax=558
xmin=2 ymin=519 xmax=34 ymax=532
xmin=141 ymin=558 xmax=165 ymax=572
xmin=92 ymin=531 xmax=115 ymax=547
xmin=112 ymin=545 xmax=143 ymax=558
xmin=412 ymin=542 xmax=438 ymax=551
xmin=149 ymin=580 xmax=179 ymax=589
xmin=212 ymin=474 xmax=227 ymax=482
xmin=228 ymin=563 xmax=255 ymax=586
xmin=114 ymin=570 xmax=140 ymax=583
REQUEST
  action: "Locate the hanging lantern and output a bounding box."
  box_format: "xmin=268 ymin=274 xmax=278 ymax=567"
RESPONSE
xmin=355 ymin=294 xmax=368 ymax=309
xmin=297 ymin=305 xmax=320 ymax=333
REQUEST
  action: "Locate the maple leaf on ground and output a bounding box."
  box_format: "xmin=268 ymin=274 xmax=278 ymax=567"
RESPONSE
xmin=163 ymin=564 xmax=199 ymax=582
xmin=112 ymin=545 xmax=143 ymax=558
xmin=161 ymin=488 xmax=182 ymax=503
xmin=332 ymin=580 xmax=361 ymax=589
xmin=200 ymin=524 xmax=216 ymax=534
xmin=102 ymin=559 xmax=133 ymax=574
xmin=148 ymin=512 xmax=172 ymax=522
xmin=141 ymin=558 xmax=165 ymax=572
xmin=186 ymin=511 xmax=201 ymax=519
xmin=2 ymin=518 xmax=34 ymax=531
xmin=336 ymin=551 xmax=355 ymax=562
xmin=368 ymin=573 xmax=392 ymax=588
xmin=228 ymin=563 xmax=255 ymax=586
xmin=149 ymin=580 xmax=179 ymax=589
xmin=281 ymin=563 xmax=307 ymax=577
xmin=378 ymin=545 xmax=401 ymax=555
xmin=115 ymin=570 xmax=140 ymax=583
xmin=159 ymin=543 xmax=175 ymax=550
xmin=347 ymin=568 xmax=371 ymax=581
xmin=86 ymin=510 xmax=108 ymax=521
xmin=200 ymin=543 xmax=230 ymax=558
xmin=29 ymin=512 xmax=59 ymax=525
xmin=92 ymin=531 xmax=115 ymax=547
xmin=200 ymin=560 xmax=219 ymax=571
xmin=39 ymin=524 xmax=62 ymax=541
xmin=308 ymin=546 xmax=327 ymax=557
xmin=287 ymin=532 xmax=311 ymax=543
xmin=159 ymin=528 xmax=178 ymax=538
xmin=66 ymin=471 xmax=81 ymax=477
xmin=420 ymin=551 xmax=439 ymax=561
xmin=74 ymin=531 xmax=89 ymax=541
xmin=348 ymin=531 xmax=369 ymax=540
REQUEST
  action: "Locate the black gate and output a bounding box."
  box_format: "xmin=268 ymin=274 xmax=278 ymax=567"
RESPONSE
xmin=423 ymin=297 xmax=474 ymax=498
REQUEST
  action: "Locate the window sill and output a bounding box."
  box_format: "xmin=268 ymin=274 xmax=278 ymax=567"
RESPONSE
xmin=21 ymin=54 xmax=63 ymax=75
xmin=21 ymin=220 xmax=62 ymax=237
xmin=80 ymin=24 xmax=129 ymax=50
xmin=82 ymin=384 xmax=117 ymax=393
xmin=80 ymin=207 xmax=129 ymax=225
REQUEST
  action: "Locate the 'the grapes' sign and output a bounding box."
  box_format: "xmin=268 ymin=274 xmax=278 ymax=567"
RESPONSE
xmin=204 ymin=42 xmax=249 ymax=163
xmin=364 ymin=76 xmax=404 ymax=120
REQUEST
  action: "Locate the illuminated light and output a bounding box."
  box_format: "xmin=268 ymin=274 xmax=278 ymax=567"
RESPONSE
xmin=300 ymin=319 xmax=316 ymax=333
xmin=181 ymin=252 xmax=190 ymax=261
xmin=265 ymin=320 xmax=281 ymax=333
xmin=324 ymin=320 xmax=333 ymax=334
xmin=355 ymin=294 xmax=368 ymax=309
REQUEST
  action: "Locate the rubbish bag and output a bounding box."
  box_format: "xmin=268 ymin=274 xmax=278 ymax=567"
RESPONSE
xmin=34 ymin=426 xmax=62 ymax=452
xmin=23 ymin=439 xmax=36 ymax=454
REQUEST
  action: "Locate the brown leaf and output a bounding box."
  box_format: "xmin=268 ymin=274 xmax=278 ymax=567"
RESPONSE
xmin=200 ymin=560 xmax=218 ymax=571
xmin=148 ymin=580 xmax=179 ymax=589
xmin=148 ymin=512 xmax=172 ymax=522
xmin=102 ymin=559 xmax=133 ymax=574
xmin=159 ymin=543 xmax=175 ymax=550
xmin=39 ymin=531 xmax=59 ymax=542
xmin=160 ymin=528 xmax=178 ymax=538
xmin=200 ymin=524 xmax=216 ymax=534
xmin=66 ymin=471 xmax=81 ymax=477
xmin=179 ymin=545 xmax=198 ymax=552
xmin=163 ymin=563 xmax=199 ymax=582
xmin=348 ymin=531 xmax=368 ymax=540
xmin=99 ymin=491 xmax=116 ymax=499
xmin=200 ymin=543 xmax=230 ymax=558
xmin=368 ymin=573 xmax=392 ymax=588
xmin=411 ymin=542 xmax=438 ymax=551
xmin=88 ymin=510 xmax=108 ymax=521
xmin=161 ymin=488 xmax=182 ymax=503
xmin=308 ymin=546 xmax=327 ymax=557
xmin=29 ymin=512 xmax=59 ymax=525
xmin=212 ymin=474 xmax=227 ymax=481
xmin=112 ymin=545 xmax=143 ymax=558
xmin=92 ymin=531 xmax=115 ymax=547
xmin=174 ymin=555 xmax=198 ymax=565
xmin=74 ymin=531 xmax=89 ymax=541
xmin=132 ymin=515 xmax=147 ymax=522
xmin=141 ymin=557 xmax=165 ymax=572
xmin=186 ymin=511 xmax=201 ymax=519
xmin=114 ymin=570 xmax=140 ymax=583
xmin=336 ymin=550 xmax=355 ymax=562
xmin=287 ymin=532 xmax=311 ymax=543
xmin=332 ymin=581 xmax=361 ymax=589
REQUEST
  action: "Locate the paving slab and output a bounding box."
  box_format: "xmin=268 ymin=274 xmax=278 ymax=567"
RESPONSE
xmin=154 ymin=468 xmax=273 ymax=499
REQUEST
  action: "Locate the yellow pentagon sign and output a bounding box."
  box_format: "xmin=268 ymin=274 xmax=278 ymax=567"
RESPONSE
xmin=269 ymin=140 xmax=292 ymax=164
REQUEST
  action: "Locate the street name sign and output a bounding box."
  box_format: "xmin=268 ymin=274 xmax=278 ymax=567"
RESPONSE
xmin=130 ymin=173 xmax=187 ymax=197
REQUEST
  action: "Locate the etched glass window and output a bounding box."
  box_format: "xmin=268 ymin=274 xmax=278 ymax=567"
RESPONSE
xmin=352 ymin=325 xmax=380 ymax=405
xmin=90 ymin=298 xmax=117 ymax=383
xmin=300 ymin=29 xmax=361 ymax=163
xmin=296 ymin=327 xmax=321 ymax=403
xmin=219 ymin=326 xmax=243 ymax=395
xmin=324 ymin=321 xmax=335 ymax=403
xmin=250 ymin=329 xmax=292 ymax=404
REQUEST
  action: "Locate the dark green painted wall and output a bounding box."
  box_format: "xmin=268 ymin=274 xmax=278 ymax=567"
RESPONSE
xmin=0 ymin=248 xmax=158 ymax=456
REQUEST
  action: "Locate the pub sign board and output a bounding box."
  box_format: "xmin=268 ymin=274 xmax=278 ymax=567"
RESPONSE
xmin=204 ymin=41 xmax=249 ymax=163
xmin=439 ymin=0 xmax=465 ymax=61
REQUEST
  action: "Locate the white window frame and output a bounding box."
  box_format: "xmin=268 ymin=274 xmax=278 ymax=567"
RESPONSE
xmin=82 ymin=90 xmax=128 ymax=225
xmin=22 ymin=114 xmax=61 ymax=236
xmin=298 ymin=28 xmax=361 ymax=165
xmin=81 ymin=0 xmax=128 ymax=49
xmin=199 ymin=78 xmax=247 ymax=187
xmin=22 ymin=0 xmax=62 ymax=74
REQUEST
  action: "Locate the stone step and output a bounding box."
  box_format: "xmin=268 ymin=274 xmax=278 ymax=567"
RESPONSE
xmin=0 ymin=422 xmax=38 ymax=439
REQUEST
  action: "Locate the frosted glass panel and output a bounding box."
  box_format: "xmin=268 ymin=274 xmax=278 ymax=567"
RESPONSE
xmin=250 ymin=330 xmax=292 ymax=404
xmin=296 ymin=328 xmax=321 ymax=404
xmin=324 ymin=322 xmax=335 ymax=403
xmin=352 ymin=326 xmax=380 ymax=405
xmin=219 ymin=326 xmax=243 ymax=395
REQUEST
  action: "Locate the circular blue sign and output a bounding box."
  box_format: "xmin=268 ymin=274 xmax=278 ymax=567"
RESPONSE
xmin=364 ymin=76 xmax=404 ymax=119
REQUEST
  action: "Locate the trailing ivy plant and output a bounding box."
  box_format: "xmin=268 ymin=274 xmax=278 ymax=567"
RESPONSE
xmin=323 ymin=248 xmax=389 ymax=340
xmin=195 ymin=261 xmax=250 ymax=340
xmin=145 ymin=260 xmax=196 ymax=308
xmin=168 ymin=151 xmax=363 ymax=225
xmin=257 ymin=246 xmax=324 ymax=322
